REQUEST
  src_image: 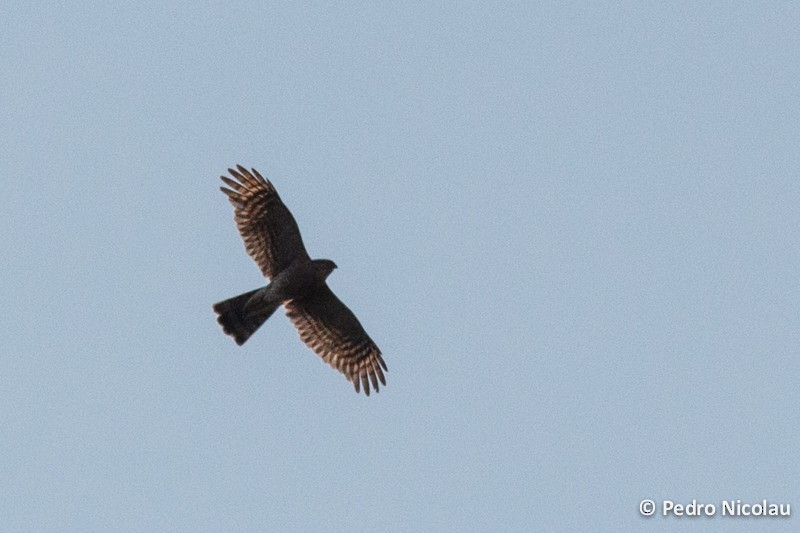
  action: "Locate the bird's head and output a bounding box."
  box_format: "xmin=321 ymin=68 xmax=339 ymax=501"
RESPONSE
xmin=313 ymin=259 xmax=338 ymax=280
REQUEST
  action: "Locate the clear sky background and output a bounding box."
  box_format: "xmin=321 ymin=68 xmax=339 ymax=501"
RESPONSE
xmin=2 ymin=2 xmax=798 ymax=531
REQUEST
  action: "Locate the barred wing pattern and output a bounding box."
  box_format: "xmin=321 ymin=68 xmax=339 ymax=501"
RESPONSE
xmin=220 ymin=166 xmax=309 ymax=280
xmin=286 ymin=285 xmax=387 ymax=395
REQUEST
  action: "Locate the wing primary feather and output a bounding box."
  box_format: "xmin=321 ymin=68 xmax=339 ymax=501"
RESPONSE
xmin=251 ymin=167 xmax=268 ymax=184
xmin=221 ymin=176 xmax=248 ymax=192
xmin=374 ymin=359 xmax=386 ymax=385
xmin=227 ymin=167 xmax=244 ymax=181
xmin=235 ymin=165 xmax=261 ymax=188
xmin=368 ymin=362 xmax=379 ymax=392
xmin=360 ymin=366 xmax=370 ymax=396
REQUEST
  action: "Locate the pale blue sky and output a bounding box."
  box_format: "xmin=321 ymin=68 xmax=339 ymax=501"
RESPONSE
xmin=2 ymin=2 xmax=798 ymax=531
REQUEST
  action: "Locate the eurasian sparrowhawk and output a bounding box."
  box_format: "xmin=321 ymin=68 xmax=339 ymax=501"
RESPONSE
xmin=212 ymin=166 xmax=387 ymax=395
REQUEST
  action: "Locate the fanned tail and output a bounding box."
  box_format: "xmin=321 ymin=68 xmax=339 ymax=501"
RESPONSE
xmin=212 ymin=288 xmax=279 ymax=345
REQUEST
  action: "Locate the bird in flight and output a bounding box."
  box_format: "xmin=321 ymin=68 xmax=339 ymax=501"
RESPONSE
xmin=212 ymin=165 xmax=387 ymax=395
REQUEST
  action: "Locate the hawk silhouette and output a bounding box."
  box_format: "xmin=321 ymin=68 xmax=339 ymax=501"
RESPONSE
xmin=212 ymin=165 xmax=387 ymax=395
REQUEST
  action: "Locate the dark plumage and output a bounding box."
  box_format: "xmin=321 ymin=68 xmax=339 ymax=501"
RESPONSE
xmin=212 ymin=165 xmax=387 ymax=395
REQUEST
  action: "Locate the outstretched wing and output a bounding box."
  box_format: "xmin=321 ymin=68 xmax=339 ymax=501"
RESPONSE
xmin=285 ymin=285 xmax=387 ymax=395
xmin=220 ymin=165 xmax=309 ymax=280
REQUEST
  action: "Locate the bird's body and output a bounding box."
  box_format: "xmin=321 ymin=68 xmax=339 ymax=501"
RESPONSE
xmin=265 ymin=258 xmax=334 ymax=303
xmin=213 ymin=166 xmax=386 ymax=395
